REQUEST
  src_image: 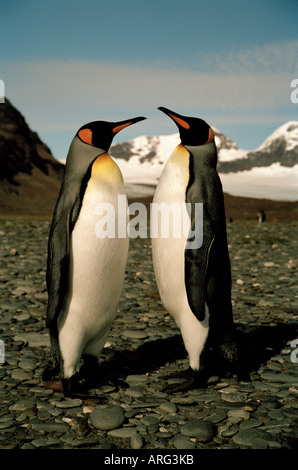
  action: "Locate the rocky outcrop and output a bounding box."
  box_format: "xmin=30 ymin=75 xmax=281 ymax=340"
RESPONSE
xmin=0 ymin=99 xmax=64 ymax=216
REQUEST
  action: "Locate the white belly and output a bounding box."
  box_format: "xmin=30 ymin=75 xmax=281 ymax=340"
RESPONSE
xmin=58 ymin=179 xmax=129 ymax=377
xmin=151 ymin=174 xmax=190 ymax=320
xmin=151 ymin=145 xmax=209 ymax=370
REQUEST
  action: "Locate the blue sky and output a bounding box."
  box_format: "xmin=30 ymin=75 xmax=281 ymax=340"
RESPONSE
xmin=1 ymin=0 xmax=298 ymax=159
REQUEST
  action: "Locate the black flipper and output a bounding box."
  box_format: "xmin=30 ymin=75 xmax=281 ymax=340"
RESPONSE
xmin=43 ymin=194 xmax=73 ymax=379
xmin=44 ymin=170 xmax=91 ymax=380
xmin=184 ymin=196 xmax=215 ymax=322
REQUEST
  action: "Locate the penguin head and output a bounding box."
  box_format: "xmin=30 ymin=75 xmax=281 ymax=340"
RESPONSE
xmin=77 ymin=116 xmax=146 ymax=152
xmin=158 ymin=107 xmax=214 ymax=147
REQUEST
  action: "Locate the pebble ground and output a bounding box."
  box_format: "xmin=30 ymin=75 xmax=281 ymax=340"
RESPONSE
xmin=0 ymin=218 xmax=297 ymax=450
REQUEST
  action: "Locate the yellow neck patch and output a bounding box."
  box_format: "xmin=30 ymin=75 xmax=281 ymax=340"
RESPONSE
xmin=171 ymin=144 xmax=190 ymax=164
xmin=90 ymin=152 xmax=123 ymax=183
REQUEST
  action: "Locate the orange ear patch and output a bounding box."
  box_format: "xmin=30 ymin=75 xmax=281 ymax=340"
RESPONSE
xmin=206 ymin=127 xmax=214 ymax=144
xmin=169 ymin=113 xmax=190 ymax=129
xmin=78 ymin=128 xmax=93 ymax=145
xmin=113 ymin=122 xmax=132 ymax=134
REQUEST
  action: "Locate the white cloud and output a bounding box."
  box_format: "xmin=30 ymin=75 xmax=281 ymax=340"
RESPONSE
xmin=2 ymin=39 xmax=296 ymax=157
xmin=207 ymin=40 xmax=298 ymax=74
xmin=1 ymin=39 xmax=296 ymax=155
xmin=2 ymin=58 xmax=293 ymax=133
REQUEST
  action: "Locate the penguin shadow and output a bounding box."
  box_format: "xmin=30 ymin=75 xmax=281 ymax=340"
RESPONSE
xmin=96 ymin=334 xmax=187 ymax=385
xmin=96 ymin=321 xmax=298 ymax=389
xmin=235 ymin=322 xmax=298 ymax=376
xmin=44 ymin=322 xmax=297 ymax=396
xmin=42 ymin=335 xmax=187 ymax=397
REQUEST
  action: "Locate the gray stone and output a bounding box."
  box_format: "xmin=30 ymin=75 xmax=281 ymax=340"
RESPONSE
xmin=31 ymin=422 xmax=69 ymax=433
xmin=206 ymin=410 xmax=227 ymax=424
xmin=268 ymin=409 xmax=284 ymax=420
xmin=173 ymin=437 xmax=196 ymax=449
xmin=227 ymin=409 xmax=250 ymax=421
xmin=11 ymin=369 xmax=33 ymax=381
xmin=38 ymin=409 xmax=52 ymax=421
xmin=171 ymin=397 xmax=197 ymax=406
xmin=220 ymin=387 xmax=247 ymax=403
xmin=107 ymin=427 xmax=138 ymax=438
xmin=260 ymin=372 xmax=296 ymax=383
xmin=14 ymin=332 xmax=50 ymax=347
xmin=131 ymin=432 xmax=143 ymax=449
xmin=19 ymin=359 xmax=36 ymax=370
xmin=29 ymin=387 xmax=53 ymax=396
xmin=0 ymin=420 xmax=15 ymax=429
xmin=125 ymin=386 xmax=145 ymax=398
xmin=233 ymin=429 xmax=274 ymax=447
xmin=220 ymin=426 xmax=239 ymax=437
xmin=34 ymin=292 xmax=48 ymax=300
xmin=141 ymin=415 xmax=159 ymax=426
xmin=54 ymin=399 xmax=83 ymax=408
xmin=14 ymin=312 xmax=30 ymax=321
xmin=9 ymin=399 xmax=36 ymax=411
xmin=90 ymin=405 xmax=125 ymax=431
xmin=31 ymin=438 xmax=49 ymax=448
xmin=20 ymin=443 xmax=35 ymax=449
xmin=239 ymin=419 xmax=263 ymax=430
xmin=125 ymin=374 xmax=149 ymax=385
xmin=181 ymin=420 xmax=217 ymax=442
xmin=121 ymin=330 xmax=149 ymax=339
xmin=195 ymin=393 xmax=221 ymax=403
xmin=133 ymin=397 xmax=162 ymax=407
xmin=251 ymin=438 xmax=269 ymax=449
xmin=284 ymin=408 xmax=298 ymax=418
xmin=263 ymin=399 xmax=281 ymax=410
xmin=159 ymin=401 xmax=178 ymax=414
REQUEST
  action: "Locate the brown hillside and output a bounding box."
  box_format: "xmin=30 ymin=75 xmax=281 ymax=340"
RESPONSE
xmin=0 ymin=99 xmax=64 ymax=217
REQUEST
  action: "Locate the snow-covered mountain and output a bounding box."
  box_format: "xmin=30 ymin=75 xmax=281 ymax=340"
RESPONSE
xmin=110 ymin=122 xmax=298 ymax=202
xmin=218 ymin=121 xmax=298 ymax=172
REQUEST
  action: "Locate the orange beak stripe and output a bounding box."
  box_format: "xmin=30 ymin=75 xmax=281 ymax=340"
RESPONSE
xmin=78 ymin=128 xmax=93 ymax=145
xmin=113 ymin=122 xmax=133 ymax=134
xmin=169 ymin=113 xmax=190 ymax=130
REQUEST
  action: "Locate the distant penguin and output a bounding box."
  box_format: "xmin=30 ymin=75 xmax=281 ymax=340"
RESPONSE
xmin=257 ymin=210 xmax=266 ymax=224
xmin=151 ymin=107 xmax=239 ymax=392
xmin=43 ymin=116 xmax=146 ymax=396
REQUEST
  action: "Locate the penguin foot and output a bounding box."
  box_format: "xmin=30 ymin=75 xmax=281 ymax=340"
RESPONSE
xmin=44 ymin=376 xmax=87 ymax=397
xmin=44 ymin=374 xmax=105 ymax=400
xmin=162 ymin=368 xmax=207 ymax=393
xmin=44 ymin=378 xmax=64 ymax=393
xmin=42 ymin=360 xmax=60 ymax=382
xmin=44 ymin=377 xmax=106 ymax=401
xmin=216 ymin=329 xmax=250 ymax=382
xmin=61 ymin=376 xmax=106 ymax=401
xmin=163 ymin=367 xmax=195 ymax=382
xmin=80 ymin=354 xmax=101 ymax=378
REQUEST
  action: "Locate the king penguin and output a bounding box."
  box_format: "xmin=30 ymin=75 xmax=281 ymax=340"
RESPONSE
xmin=43 ymin=115 xmax=146 ymax=396
xmin=151 ymin=107 xmax=239 ymax=392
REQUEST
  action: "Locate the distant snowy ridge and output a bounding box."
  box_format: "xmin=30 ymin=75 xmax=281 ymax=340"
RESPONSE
xmin=257 ymin=121 xmax=298 ymax=152
xmin=110 ymin=121 xmax=298 ymax=202
xmin=219 ymin=163 xmax=298 ymax=201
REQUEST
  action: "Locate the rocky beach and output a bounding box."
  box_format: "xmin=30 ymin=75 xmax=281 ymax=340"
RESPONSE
xmin=0 ymin=217 xmax=297 ymax=451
